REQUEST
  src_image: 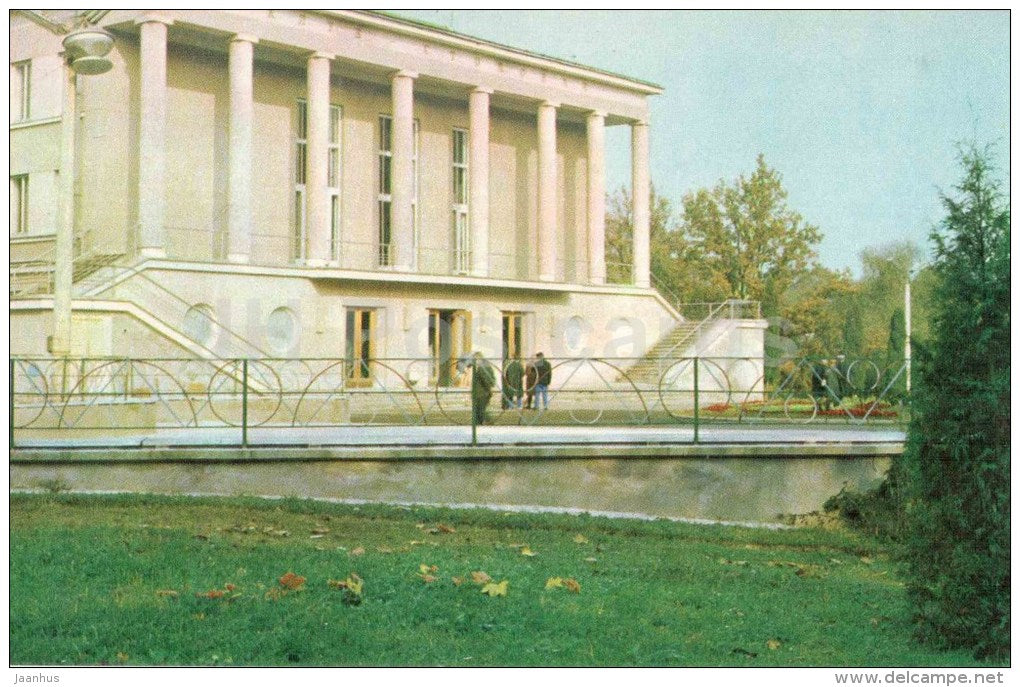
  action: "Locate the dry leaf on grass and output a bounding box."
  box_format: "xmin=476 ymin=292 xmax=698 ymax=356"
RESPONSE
xmin=279 ymin=572 xmax=306 ymax=590
xmin=481 ymin=580 xmax=508 ymax=597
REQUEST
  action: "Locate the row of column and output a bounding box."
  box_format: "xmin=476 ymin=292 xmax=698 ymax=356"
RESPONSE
xmin=133 ymin=16 xmax=651 ymax=288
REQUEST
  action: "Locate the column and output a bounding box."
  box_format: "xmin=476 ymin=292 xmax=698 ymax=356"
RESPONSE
xmin=631 ymin=120 xmax=651 ymax=288
xmin=391 ymin=70 xmax=417 ymax=271
xmin=586 ymin=110 xmax=607 ymax=285
xmin=537 ymin=100 xmax=558 ymax=282
xmin=227 ymin=34 xmax=257 ymax=264
xmin=305 ymin=52 xmax=332 ymax=265
xmin=469 ymin=87 xmax=491 ymax=277
xmin=137 ymin=16 xmax=172 ymax=258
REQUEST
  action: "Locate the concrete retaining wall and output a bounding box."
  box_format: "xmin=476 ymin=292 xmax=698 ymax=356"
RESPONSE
xmin=10 ymin=451 xmax=891 ymax=523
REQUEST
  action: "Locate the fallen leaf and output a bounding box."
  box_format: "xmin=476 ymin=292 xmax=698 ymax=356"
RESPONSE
xmin=420 ymin=574 xmax=438 ymax=583
xmin=419 ymin=564 xmax=438 ymax=575
xmin=860 ymin=556 xmax=874 ymax=565
xmin=520 ymin=547 xmax=537 ymax=557
xmin=155 ymin=589 xmax=179 ymax=598
xmin=279 ymin=572 xmax=306 ymax=590
xmin=718 ymin=558 xmax=748 ymax=566
xmin=767 ymin=639 xmax=782 ymax=651
xmin=563 ymin=578 xmax=581 ymax=593
xmin=481 ymin=580 xmax=508 ymax=597
xmin=437 ymin=523 xmax=456 ymax=534
xmin=573 ymin=534 xmax=589 ymax=544
xmin=116 ymin=652 xmax=129 ymax=664
xmin=452 ymin=577 xmax=465 ymax=586
xmin=350 ymin=547 xmax=365 ymax=557
xmin=224 ymin=583 xmax=236 ymax=592
xmin=311 ymin=528 xmax=330 ymax=535
xmin=545 ymin=577 xmax=564 ymax=589
xmin=471 ymin=571 xmax=491 ymax=585
xmin=196 ymin=590 xmax=225 ymax=599
xmin=415 ymin=523 xmax=426 ymax=529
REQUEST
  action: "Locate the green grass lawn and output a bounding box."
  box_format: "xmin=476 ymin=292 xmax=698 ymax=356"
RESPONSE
xmin=9 ymin=492 xmax=993 ymax=667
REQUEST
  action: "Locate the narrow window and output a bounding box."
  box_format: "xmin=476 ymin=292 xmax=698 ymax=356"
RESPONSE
xmin=451 ymin=128 xmax=470 ymax=273
xmin=293 ymin=99 xmax=308 ymax=261
xmin=345 ymin=308 xmax=376 ymax=386
xmin=328 ymin=104 xmax=342 ymax=261
xmin=411 ymin=118 xmax=420 ymax=270
xmin=10 ymin=175 xmax=28 ymax=236
xmin=11 ymin=61 xmax=30 ymax=123
xmin=377 ymin=115 xmax=392 ymax=266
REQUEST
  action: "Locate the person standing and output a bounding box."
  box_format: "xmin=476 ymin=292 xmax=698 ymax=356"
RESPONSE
xmin=534 ymin=352 xmax=552 ymax=410
xmin=469 ymin=352 xmax=496 ymax=425
xmin=524 ymin=358 xmax=538 ymax=410
xmin=502 ymin=357 xmax=524 ymax=409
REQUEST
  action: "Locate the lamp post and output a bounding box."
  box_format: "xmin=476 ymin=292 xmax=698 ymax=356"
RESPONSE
xmin=50 ymin=26 xmax=114 ymax=358
xmin=904 ymin=270 xmax=913 ymax=394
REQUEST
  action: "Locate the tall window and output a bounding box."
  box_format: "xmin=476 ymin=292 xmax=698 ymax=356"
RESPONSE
xmin=293 ymin=100 xmax=308 ymax=261
xmin=452 ymin=128 xmax=470 ymax=273
xmin=377 ymin=115 xmax=392 ymax=266
xmin=345 ymin=308 xmax=376 ymax=386
xmin=377 ymin=115 xmax=420 ymax=268
xmin=328 ymin=104 xmax=342 ymax=261
xmin=11 ymin=61 xmax=30 ymax=123
xmin=294 ymin=100 xmax=342 ymax=262
xmin=10 ymin=175 xmax=28 ymax=236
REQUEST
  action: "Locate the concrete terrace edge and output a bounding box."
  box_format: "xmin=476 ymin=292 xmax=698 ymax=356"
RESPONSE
xmin=10 ymin=441 xmax=904 ymax=463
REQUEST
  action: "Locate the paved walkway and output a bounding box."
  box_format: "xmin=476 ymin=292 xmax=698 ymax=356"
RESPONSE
xmin=13 ymin=423 xmax=904 ymax=449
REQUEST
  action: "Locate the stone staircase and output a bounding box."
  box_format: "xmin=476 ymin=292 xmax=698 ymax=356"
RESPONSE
xmin=624 ymin=320 xmax=702 ymax=385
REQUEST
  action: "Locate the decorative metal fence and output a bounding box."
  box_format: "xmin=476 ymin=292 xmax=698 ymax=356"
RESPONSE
xmin=10 ymin=355 xmax=909 ymax=447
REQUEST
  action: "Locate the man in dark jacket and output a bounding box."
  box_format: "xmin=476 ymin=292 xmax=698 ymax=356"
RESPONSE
xmin=534 ymin=352 xmax=552 ymax=410
xmin=502 ymin=358 xmax=524 ymax=409
xmin=469 ymin=352 xmax=496 ymax=425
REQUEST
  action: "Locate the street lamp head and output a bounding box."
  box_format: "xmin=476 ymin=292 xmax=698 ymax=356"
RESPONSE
xmin=62 ymin=27 xmax=114 ymax=75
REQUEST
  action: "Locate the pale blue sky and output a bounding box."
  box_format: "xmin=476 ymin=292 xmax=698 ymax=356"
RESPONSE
xmin=394 ymin=10 xmax=1009 ymax=274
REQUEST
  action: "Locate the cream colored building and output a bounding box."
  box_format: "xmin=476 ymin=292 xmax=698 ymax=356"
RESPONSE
xmin=10 ymin=9 xmax=764 ymax=387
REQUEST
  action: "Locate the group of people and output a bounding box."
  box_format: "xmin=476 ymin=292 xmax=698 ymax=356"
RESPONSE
xmin=465 ymin=352 xmax=553 ymax=426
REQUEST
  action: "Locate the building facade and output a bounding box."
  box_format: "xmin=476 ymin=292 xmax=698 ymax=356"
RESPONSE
xmin=10 ymin=10 xmax=764 ymax=386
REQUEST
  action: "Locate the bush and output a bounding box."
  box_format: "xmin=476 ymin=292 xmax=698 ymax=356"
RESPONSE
xmin=893 ymin=146 xmax=1010 ymax=659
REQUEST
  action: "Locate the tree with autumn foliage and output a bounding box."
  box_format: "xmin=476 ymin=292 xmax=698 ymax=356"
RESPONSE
xmin=605 ymin=184 xmax=727 ymax=304
xmin=678 ymin=154 xmax=822 ymax=315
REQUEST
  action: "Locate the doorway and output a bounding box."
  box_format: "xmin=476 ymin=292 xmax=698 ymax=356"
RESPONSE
xmin=428 ymin=309 xmax=471 ymax=387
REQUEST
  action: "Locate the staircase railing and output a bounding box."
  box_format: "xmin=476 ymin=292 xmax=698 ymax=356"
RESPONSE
xmin=10 ymin=236 xmax=271 ymax=360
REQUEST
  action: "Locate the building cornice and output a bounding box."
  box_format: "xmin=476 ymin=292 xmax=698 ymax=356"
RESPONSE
xmin=317 ymin=10 xmax=663 ymax=97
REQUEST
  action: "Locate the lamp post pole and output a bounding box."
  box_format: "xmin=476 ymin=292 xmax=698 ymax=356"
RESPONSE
xmin=51 ymin=65 xmax=77 ymax=358
xmin=50 ymin=26 xmax=114 ymax=358
xmin=904 ymin=274 xmax=912 ymax=394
